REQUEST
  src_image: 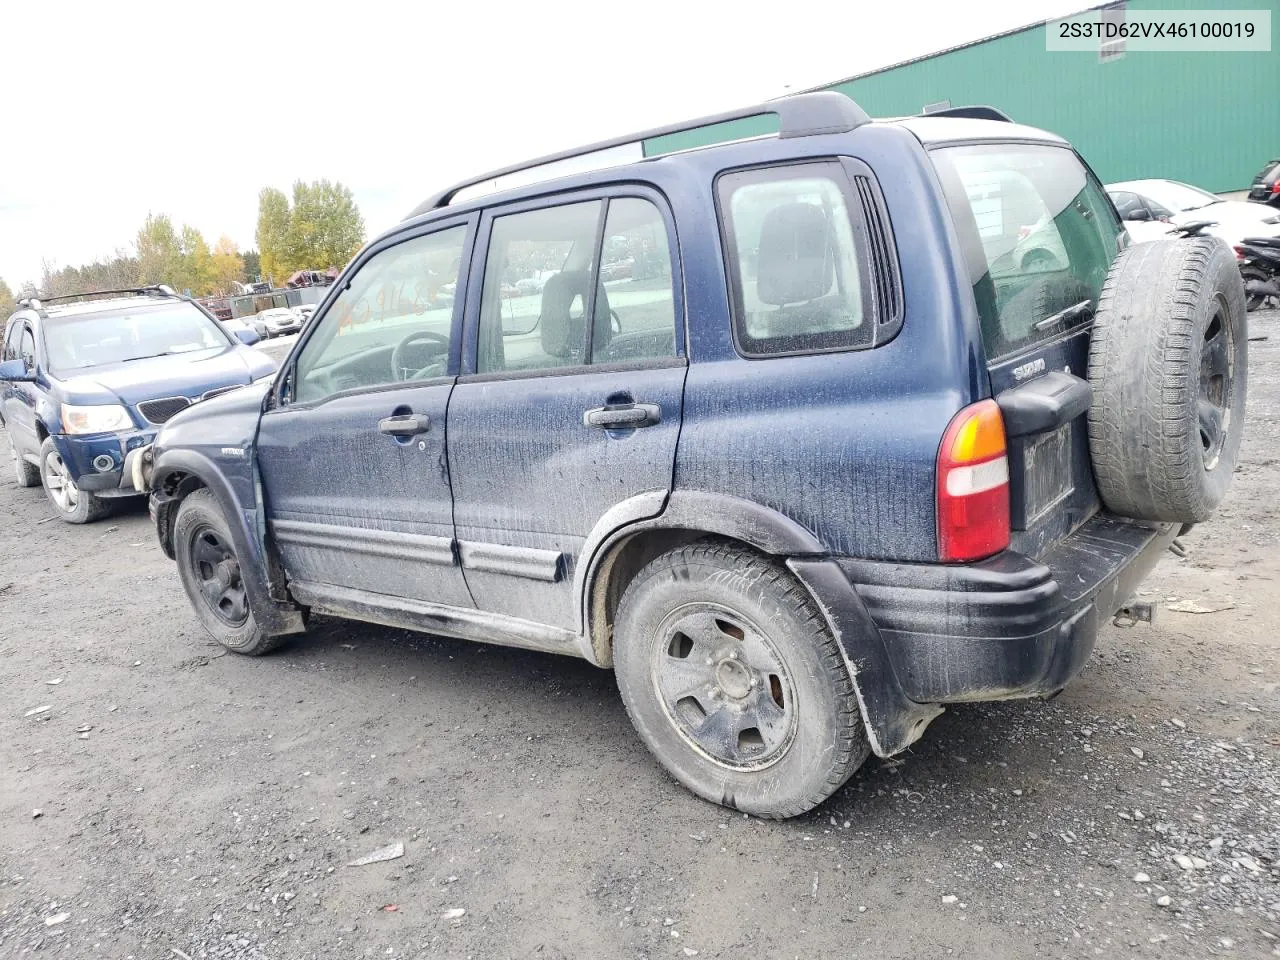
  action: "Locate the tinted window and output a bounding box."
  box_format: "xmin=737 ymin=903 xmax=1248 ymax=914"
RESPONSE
xmin=2 ymin=321 xmax=21 ymax=361
xmin=294 ymin=226 xmax=466 ymax=403
xmin=20 ymin=326 xmax=36 ymax=367
xmin=718 ymin=163 xmax=869 ymax=357
xmin=43 ymin=303 xmax=227 ymax=373
xmin=932 ymin=144 xmax=1121 ymax=359
xmin=477 ymin=201 xmax=603 ymax=374
xmin=1108 ymin=190 xmax=1144 ymax=220
xmin=592 ymin=198 xmax=677 ymax=364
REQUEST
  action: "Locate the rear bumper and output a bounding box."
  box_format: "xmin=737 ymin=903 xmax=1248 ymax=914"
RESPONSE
xmin=837 ymin=514 xmax=1178 ymax=703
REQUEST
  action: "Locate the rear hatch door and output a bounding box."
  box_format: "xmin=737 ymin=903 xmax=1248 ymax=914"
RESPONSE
xmin=930 ymin=142 xmax=1126 ymax=559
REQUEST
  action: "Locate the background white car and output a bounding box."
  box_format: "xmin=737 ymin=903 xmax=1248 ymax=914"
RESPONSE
xmin=290 ymin=304 xmax=316 ymax=327
xmin=257 ymin=307 xmax=301 ymax=337
xmin=1107 ymin=179 xmax=1280 ymax=248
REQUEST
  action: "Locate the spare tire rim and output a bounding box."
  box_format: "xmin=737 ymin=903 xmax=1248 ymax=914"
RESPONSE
xmin=1198 ymin=303 xmax=1233 ymax=471
xmin=650 ymin=603 xmax=798 ymax=771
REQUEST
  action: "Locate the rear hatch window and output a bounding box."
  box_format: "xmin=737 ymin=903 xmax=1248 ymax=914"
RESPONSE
xmin=930 ymin=143 xmax=1123 ymax=557
xmin=930 ymin=144 xmax=1121 ymax=360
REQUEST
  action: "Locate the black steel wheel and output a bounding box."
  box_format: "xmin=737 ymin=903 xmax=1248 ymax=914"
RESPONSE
xmin=189 ymin=524 xmax=249 ymax=627
xmin=173 ymin=488 xmax=286 ymax=655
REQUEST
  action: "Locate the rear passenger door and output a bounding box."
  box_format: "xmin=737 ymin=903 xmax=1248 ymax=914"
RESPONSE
xmin=447 ymin=188 xmax=686 ymax=630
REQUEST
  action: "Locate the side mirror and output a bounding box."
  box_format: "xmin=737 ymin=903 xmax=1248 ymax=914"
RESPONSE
xmin=0 ymin=358 xmax=36 ymax=382
xmin=234 ymin=328 xmax=262 ymax=346
xmin=1127 ymin=209 xmax=1151 ymax=222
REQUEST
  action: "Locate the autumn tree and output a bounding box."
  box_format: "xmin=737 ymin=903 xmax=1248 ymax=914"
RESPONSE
xmin=0 ymin=278 xmax=15 ymax=318
xmin=136 ymin=213 xmax=184 ymax=287
xmin=241 ymin=249 xmax=261 ymax=283
xmin=288 ymin=179 xmax=365 ymax=273
xmin=256 ymin=180 xmax=365 ymax=285
xmin=211 ymin=236 xmax=246 ymax=294
xmin=256 ymin=188 xmax=292 ymax=286
xmin=176 ymin=225 xmax=215 ymax=295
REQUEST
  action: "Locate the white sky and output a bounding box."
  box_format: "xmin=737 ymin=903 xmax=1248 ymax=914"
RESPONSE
xmin=0 ymin=0 xmax=1086 ymax=288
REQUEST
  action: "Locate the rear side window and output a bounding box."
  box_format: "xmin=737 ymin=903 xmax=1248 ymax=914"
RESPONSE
xmin=931 ymin=144 xmax=1121 ymax=360
xmin=476 ymin=195 xmax=678 ymax=374
xmin=718 ymin=162 xmax=874 ymax=357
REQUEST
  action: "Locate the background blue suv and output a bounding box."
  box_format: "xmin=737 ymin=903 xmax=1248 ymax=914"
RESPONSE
xmin=0 ymin=286 xmax=276 ymax=523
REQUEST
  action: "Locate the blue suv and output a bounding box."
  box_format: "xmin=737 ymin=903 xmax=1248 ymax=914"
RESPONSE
xmin=0 ymin=286 xmax=276 ymax=523
xmin=139 ymin=94 xmax=1247 ymax=817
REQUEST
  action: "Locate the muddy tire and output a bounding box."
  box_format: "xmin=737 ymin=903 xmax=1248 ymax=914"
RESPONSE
xmin=10 ymin=434 xmax=39 ymax=487
xmin=1087 ymin=237 xmax=1247 ymax=523
xmin=174 ymin=489 xmax=286 ymax=656
xmin=613 ymin=540 xmax=869 ymax=819
xmin=39 ymin=438 xmax=110 ymax=523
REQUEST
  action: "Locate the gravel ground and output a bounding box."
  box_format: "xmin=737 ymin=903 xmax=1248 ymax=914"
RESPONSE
xmin=1 ymin=314 xmax=1277 ymax=959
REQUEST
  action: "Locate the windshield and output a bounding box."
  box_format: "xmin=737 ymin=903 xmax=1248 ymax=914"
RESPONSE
xmin=1136 ymin=180 xmax=1220 ymax=212
xmin=44 ymin=303 xmax=230 ymax=372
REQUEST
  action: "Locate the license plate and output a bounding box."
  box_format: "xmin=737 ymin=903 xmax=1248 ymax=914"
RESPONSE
xmin=1023 ymin=425 xmax=1072 ymax=524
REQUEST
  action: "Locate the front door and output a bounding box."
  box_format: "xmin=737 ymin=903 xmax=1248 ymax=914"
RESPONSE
xmin=448 ymin=191 xmax=687 ymax=629
xmin=256 ymin=218 xmax=475 ymax=607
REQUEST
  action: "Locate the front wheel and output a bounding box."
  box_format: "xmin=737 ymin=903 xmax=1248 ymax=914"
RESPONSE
xmin=39 ymin=438 xmax=109 ymax=523
xmin=173 ymin=488 xmax=287 ymax=656
xmin=613 ymin=541 xmax=869 ymax=819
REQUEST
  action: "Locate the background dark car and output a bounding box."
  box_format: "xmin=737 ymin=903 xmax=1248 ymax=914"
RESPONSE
xmin=0 ymin=287 xmax=276 ymax=523
xmin=1248 ymin=159 xmax=1280 ymax=207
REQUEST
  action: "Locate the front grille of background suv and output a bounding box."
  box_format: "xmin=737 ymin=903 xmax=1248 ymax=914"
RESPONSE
xmin=137 ymin=385 xmax=245 ymax=424
xmin=137 ymin=396 xmax=192 ymax=424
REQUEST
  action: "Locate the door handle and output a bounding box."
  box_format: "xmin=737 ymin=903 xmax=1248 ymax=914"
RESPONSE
xmin=582 ymin=403 xmax=661 ymax=429
xmin=378 ymin=413 xmax=431 ymax=436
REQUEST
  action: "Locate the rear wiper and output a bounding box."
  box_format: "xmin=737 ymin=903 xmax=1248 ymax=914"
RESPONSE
xmin=1033 ymin=299 xmax=1093 ymax=331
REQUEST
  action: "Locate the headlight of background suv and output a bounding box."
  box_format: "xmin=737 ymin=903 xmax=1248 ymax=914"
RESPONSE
xmin=60 ymin=403 xmax=134 ymax=435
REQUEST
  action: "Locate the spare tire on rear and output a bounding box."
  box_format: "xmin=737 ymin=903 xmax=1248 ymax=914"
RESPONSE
xmin=1087 ymin=236 xmax=1247 ymax=523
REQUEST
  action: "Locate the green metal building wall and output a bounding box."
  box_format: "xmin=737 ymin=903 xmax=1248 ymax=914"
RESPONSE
xmin=647 ymin=0 xmax=1280 ymax=193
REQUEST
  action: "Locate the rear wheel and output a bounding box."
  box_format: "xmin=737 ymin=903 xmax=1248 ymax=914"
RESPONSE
xmin=9 ymin=434 xmax=39 ymax=487
xmin=174 ymin=488 xmax=286 ymax=656
xmin=613 ymin=540 xmax=869 ymax=819
xmin=39 ymin=438 xmax=109 ymax=523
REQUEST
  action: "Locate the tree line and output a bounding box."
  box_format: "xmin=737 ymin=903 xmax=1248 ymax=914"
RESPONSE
xmin=1 ymin=178 xmax=366 ymax=317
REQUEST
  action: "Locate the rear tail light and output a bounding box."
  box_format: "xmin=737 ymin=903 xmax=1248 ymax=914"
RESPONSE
xmin=936 ymin=399 xmax=1010 ymax=562
xmin=1271 ymin=182 xmax=1280 ymax=194
xmin=1234 ymin=245 xmax=1247 ymax=260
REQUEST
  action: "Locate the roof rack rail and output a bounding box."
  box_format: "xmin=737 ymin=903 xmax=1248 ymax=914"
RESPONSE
xmin=407 ymin=91 xmax=871 ymax=218
xmin=36 ymin=284 xmax=182 ymax=305
xmin=921 ymin=105 xmax=1012 ymax=122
